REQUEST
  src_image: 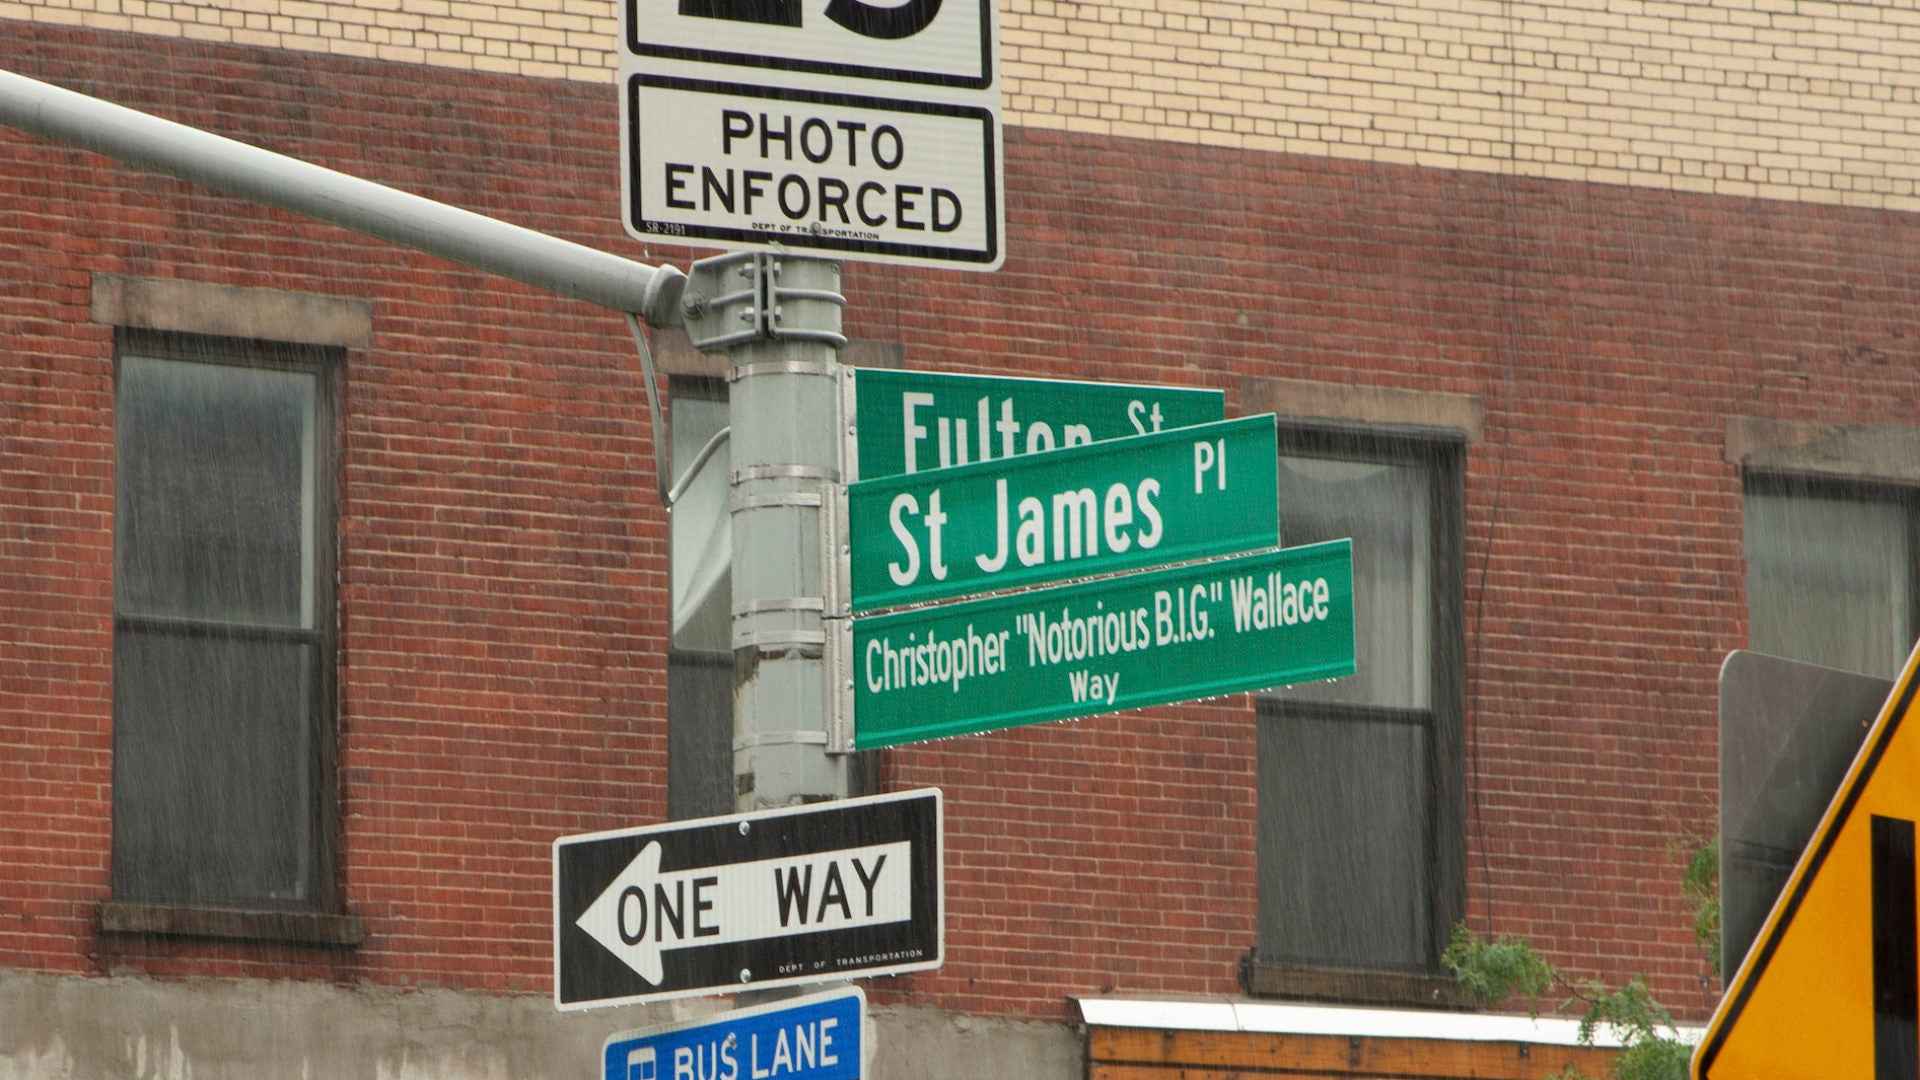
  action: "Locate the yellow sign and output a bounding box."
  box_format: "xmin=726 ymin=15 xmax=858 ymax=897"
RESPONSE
xmin=1695 ymin=640 xmax=1920 ymax=1079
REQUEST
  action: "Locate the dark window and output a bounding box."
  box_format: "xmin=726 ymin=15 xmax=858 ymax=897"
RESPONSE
xmin=111 ymin=332 xmax=338 ymax=911
xmin=1744 ymin=473 xmax=1920 ymax=680
xmin=1254 ymin=425 xmax=1465 ymax=980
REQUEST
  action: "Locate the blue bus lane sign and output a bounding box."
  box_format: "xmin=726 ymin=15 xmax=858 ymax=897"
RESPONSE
xmin=605 ymin=987 xmax=864 ymax=1080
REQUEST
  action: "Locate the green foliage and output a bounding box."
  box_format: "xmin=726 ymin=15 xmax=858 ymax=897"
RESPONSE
xmin=1678 ymin=832 xmax=1721 ymax=974
xmin=1442 ymin=832 xmax=1718 ymax=1080
xmin=1445 ymin=932 xmax=1690 ymax=1080
xmin=1571 ymin=976 xmax=1688 ymax=1080
xmin=1570 ymin=974 xmax=1671 ymax=1046
xmin=1610 ymin=1032 xmax=1692 ymax=1080
xmin=1441 ymin=925 xmax=1555 ymax=1015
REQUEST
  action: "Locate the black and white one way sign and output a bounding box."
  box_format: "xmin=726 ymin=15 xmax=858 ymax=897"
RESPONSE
xmin=554 ymin=789 xmax=943 ymax=1009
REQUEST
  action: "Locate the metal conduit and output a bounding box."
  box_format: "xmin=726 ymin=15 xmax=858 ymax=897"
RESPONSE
xmin=0 ymin=66 xmax=686 ymax=327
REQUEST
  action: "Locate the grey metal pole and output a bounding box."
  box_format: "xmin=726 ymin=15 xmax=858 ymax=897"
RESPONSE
xmin=683 ymin=250 xmax=851 ymax=1013
xmin=681 ymin=251 xmax=850 ymax=812
xmin=0 ymin=66 xmax=686 ymax=326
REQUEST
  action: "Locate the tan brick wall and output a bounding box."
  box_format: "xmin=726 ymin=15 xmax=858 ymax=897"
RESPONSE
xmin=0 ymin=0 xmax=618 ymax=80
xmin=9 ymin=0 xmax=1920 ymax=210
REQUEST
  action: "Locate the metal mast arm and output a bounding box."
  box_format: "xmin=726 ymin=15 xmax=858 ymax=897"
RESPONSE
xmin=0 ymin=66 xmax=685 ymax=327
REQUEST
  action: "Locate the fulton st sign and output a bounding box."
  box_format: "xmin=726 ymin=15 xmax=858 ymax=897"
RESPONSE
xmin=846 ymin=368 xmax=1226 ymax=481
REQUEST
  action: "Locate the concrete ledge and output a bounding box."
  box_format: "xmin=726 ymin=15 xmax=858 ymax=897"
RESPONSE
xmin=1726 ymin=417 xmax=1920 ymax=485
xmin=99 ymin=901 xmax=364 ymax=948
xmin=0 ymin=970 xmax=694 ymax=1080
xmin=1242 ymin=377 xmax=1484 ymax=442
xmin=0 ymin=971 xmax=1081 ymax=1080
xmin=1238 ymin=960 xmax=1471 ymax=1010
xmin=91 ymin=273 xmax=372 ymax=349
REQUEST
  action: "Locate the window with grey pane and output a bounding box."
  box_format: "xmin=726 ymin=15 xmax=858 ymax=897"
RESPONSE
xmin=1255 ymin=428 xmax=1464 ymax=979
xmin=668 ymin=381 xmax=735 ymax=820
xmin=112 ymin=335 xmax=336 ymax=909
xmin=1744 ymin=475 xmax=1919 ymax=681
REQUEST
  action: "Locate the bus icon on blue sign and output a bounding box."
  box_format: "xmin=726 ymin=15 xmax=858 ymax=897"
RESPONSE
xmin=627 ymin=1047 xmax=657 ymax=1080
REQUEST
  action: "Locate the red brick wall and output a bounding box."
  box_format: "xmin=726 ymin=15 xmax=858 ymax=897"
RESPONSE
xmin=2 ymin=29 xmax=672 ymax=991
xmin=6 ymin=23 xmax=1920 ymax=1022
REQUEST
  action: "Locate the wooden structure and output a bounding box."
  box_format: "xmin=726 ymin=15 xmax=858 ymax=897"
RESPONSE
xmin=1080 ymin=998 xmax=1630 ymax=1080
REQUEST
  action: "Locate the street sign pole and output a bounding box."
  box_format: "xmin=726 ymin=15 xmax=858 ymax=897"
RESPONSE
xmin=684 ymin=251 xmax=860 ymax=1014
xmin=680 ymin=251 xmax=852 ymax=813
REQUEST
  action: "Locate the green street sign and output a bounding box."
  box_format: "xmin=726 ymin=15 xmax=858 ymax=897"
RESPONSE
xmin=848 ymin=414 xmax=1279 ymax=611
xmin=849 ymin=368 xmax=1225 ymax=481
xmin=848 ymin=540 xmax=1355 ymax=749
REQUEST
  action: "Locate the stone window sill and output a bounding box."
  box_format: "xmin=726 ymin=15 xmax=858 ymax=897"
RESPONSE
xmin=1240 ymin=955 xmax=1474 ymax=1010
xmin=100 ymin=901 xmax=363 ymax=948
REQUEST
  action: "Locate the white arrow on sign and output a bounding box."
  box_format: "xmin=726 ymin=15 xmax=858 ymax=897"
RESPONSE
xmin=576 ymin=839 xmax=914 ymax=984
